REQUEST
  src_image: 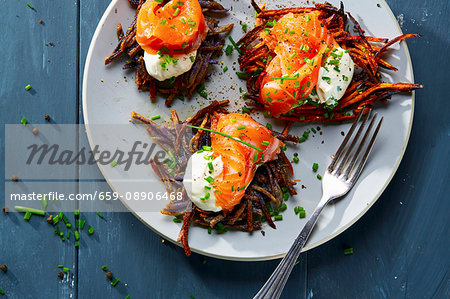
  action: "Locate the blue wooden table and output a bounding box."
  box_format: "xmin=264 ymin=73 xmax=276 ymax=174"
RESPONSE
xmin=0 ymin=0 xmax=449 ymax=298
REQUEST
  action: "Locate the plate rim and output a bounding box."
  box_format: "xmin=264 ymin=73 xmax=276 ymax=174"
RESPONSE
xmin=82 ymin=0 xmax=416 ymax=261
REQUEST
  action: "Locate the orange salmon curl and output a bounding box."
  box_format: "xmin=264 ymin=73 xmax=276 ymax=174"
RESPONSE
xmin=136 ymin=0 xmax=207 ymax=55
xmin=210 ymin=113 xmax=284 ymax=212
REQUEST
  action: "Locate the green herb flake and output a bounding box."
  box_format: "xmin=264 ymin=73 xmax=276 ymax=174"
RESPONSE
xmin=110 ymin=161 xmax=118 ymax=167
xmin=344 ymin=247 xmax=354 ymax=255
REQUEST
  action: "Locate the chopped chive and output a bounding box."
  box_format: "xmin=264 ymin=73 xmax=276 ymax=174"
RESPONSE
xmin=241 ymin=23 xmax=247 ymax=32
xmin=231 ymin=186 xmax=234 ymax=191
xmin=237 ymin=125 xmax=246 ymax=130
xmin=170 ymin=24 xmax=176 ymax=29
xmin=88 ymin=226 xmax=94 ymax=235
xmin=74 ymin=230 xmax=80 ymax=241
xmin=253 ymin=152 xmax=258 ymax=163
xmin=279 ymin=203 xmax=287 ymax=211
xmin=0 ymin=288 xmax=4 ymax=295
xmin=101 ymin=265 xmax=108 ymax=271
xmin=202 ymin=145 xmax=212 ymax=151
xmin=196 ymin=150 xmax=204 ymax=154
xmin=58 ymin=265 xmax=63 ymax=268
xmin=312 ymin=163 xmax=319 ymax=172
xmin=208 ymin=227 xmax=212 ymax=234
xmin=74 ymin=241 xmax=79 ymax=247
xmin=14 ymin=206 xmax=45 ymax=216
xmin=299 ymin=210 xmax=306 ymax=218
xmin=225 ymin=45 xmax=233 ymax=55
xmin=222 ymin=66 xmax=228 ymax=72
xmin=239 ymin=186 xmax=246 ymax=191
xmin=205 ymin=176 xmax=214 ymax=184
xmin=186 ymin=125 xmax=263 ymax=153
xmin=79 ymin=219 xmax=86 ymax=230
xmin=96 ymin=212 xmax=104 ymax=219
xmin=289 ymin=30 xmax=295 ymax=35
xmin=27 ymin=3 xmax=34 ymax=9
xmin=242 ymin=106 xmax=251 ymax=113
xmin=236 ymin=72 xmax=248 ymax=79
xmin=329 ymin=59 xmax=340 ymax=65
xmin=66 ymin=223 xmax=71 ymax=229
xmin=204 ymin=186 xmax=211 ymax=190
xmin=173 ymin=217 xmax=182 ymax=223
xmin=24 ymin=212 xmax=32 ymax=221
xmin=67 ymin=231 xmax=71 ymax=239
xmin=204 ymin=192 xmax=210 ymax=199
xmin=274 ymin=215 xmax=283 ymax=221
xmin=262 ymin=141 xmax=270 ymax=145
xmin=160 ymin=18 xmax=167 ymax=25
xmin=207 ymin=162 xmax=214 ymax=172
xmin=63 ymin=267 xmax=69 ymax=274
xmin=266 ymin=123 xmax=272 ymax=130
xmin=293 ymin=156 xmax=299 ymax=163
xmin=53 ymin=215 xmax=60 ymax=225
xmin=290 ymin=52 xmax=297 ymax=58
xmin=344 ymin=247 xmax=354 ymax=255
xmin=228 ymin=36 xmax=242 ymax=54
xmin=150 ymin=115 xmax=161 ymax=120
xmin=316 ymin=174 xmax=322 ymax=180
xmin=173 ymin=7 xmax=180 ymax=17
xmin=21 ymin=117 xmax=28 ymax=125
xmin=110 ymin=161 xmax=117 ymax=167
xmin=25 ymin=84 xmax=32 ymax=91
xmin=111 ymin=278 xmax=120 ymax=287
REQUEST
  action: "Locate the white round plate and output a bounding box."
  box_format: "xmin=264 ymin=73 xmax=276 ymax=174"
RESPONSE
xmin=83 ymin=0 xmax=415 ymax=260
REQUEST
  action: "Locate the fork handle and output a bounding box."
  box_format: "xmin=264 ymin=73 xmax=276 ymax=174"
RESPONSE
xmin=253 ymin=199 xmax=328 ymax=299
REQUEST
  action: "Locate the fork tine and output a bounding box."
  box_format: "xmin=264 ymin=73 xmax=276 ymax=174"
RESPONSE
xmin=328 ymin=107 xmax=366 ymax=172
xmin=334 ymin=109 xmax=372 ymax=175
xmin=349 ymin=116 xmax=384 ymax=184
xmin=343 ymin=112 xmax=378 ymax=179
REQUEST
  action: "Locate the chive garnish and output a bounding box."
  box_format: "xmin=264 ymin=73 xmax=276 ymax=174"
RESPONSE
xmin=237 ymin=125 xmax=246 ymax=130
xmin=173 ymin=7 xmax=180 ymax=17
xmin=111 ymin=278 xmax=119 ymax=287
xmin=24 ymin=212 xmax=32 ymax=221
xmin=225 ymin=45 xmax=233 ymax=55
xmin=160 ymin=18 xmax=167 ymax=25
xmin=14 ymin=206 xmax=45 ymax=216
xmin=299 ymin=210 xmax=306 ymax=218
xmin=110 ymin=161 xmax=117 ymax=167
xmin=236 ymin=72 xmax=248 ymax=79
xmin=293 ymin=156 xmax=299 ymax=163
xmin=344 ymin=247 xmax=353 ymax=255
xmin=204 ymin=186 xmax=211 ymax=190
xmin=316 ymin=174 xmax=322 ymax=180
xmin=21 ymin=117 xmax=28 ymax=125
xmin=262 ymin=141 xmax=270 ymax=145
xmin=88 ymin=226 xmax=94 ymax=235
xmin=101 ymin=265 xmax=108 ymax=271
xmin=150 ymin=115 xmax=161 ymax=120
xmin=253 ymin=152 xmax=258 ymax=163
xmin=27 ymin=3 xmax=34 ymax=9
xmin=204 ymin=192 xmax=210 ymax=199
xmin=207 ymin=162 xmax=214 ymax=172
xmin=79 ymin=219 xmax=86 ymax=230
xmin=25 ymin=84 xmax=32 ymax=91
xmin=223 ymin=66 xmax=228 ymax=72
xmin=205 ymin=176 xmax=214 ymax=184
xmin=186 ymin=125 xmax=263 ymax=152
xmin=173 ymin=217 xmax=182 ymax=223
xmin=74 ymin=231 xmax=80 ymax=241
xmin=312 ymin=163 xmax=318 ymax=172
xmin=274 ymin=215 xmax=283 ymax=221
xmin=96 ymin=212 xmax=104 ymax=219
xmin=228 ymin=36 xmax=242 ymax=54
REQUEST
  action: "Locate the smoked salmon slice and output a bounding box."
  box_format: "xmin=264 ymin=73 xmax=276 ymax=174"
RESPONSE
xmin=259 ymin=11 xmax=337 ymax=116
xmin=210 ymin=113 xmax=284 ymax=211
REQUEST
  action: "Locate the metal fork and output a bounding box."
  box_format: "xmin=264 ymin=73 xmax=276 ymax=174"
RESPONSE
xmin=254 ymin=107 xmax=383 ymax=299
